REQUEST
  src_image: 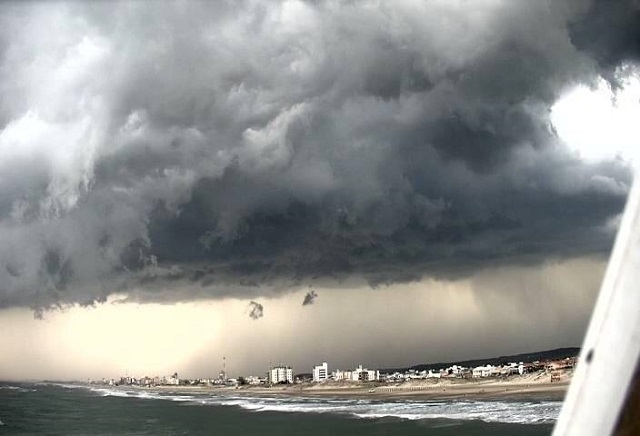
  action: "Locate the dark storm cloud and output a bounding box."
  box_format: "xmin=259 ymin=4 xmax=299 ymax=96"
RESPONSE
xmin=568 ymin=0 xmax=640 ymax=70
xmin=0 ymin=0 xmax=636 ymax=312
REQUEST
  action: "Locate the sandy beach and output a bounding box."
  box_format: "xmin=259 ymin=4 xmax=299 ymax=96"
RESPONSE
xmin=142 ymin=371 xmax=571 ymax=402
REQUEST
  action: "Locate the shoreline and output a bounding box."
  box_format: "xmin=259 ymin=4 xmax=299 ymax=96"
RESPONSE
xmin=95 ymin=375 xmax=570 ymax=402
xmin=231 ymin=380 xmax=568 ymax=401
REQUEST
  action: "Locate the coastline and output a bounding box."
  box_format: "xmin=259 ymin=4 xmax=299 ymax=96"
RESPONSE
xmin=111 ymin=372 xmax=570 ymax=402
xmin=4 ymin=381 xmax=563 ymax=432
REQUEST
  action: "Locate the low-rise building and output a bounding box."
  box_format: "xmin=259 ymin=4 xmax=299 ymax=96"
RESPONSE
xmin=167 ymin=373 xmax=180 ymax=385
xmin=332 ymin=365 xmax=379 ymax=382
xmin=243 ymin=375 xmax=262 ymax=385
xmin=427 ymin=369 xmax=442 ymax=378
xmin=472 ymin=365 xmax=493 ymax=378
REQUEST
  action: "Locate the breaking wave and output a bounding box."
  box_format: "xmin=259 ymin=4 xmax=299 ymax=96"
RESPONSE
xmin=68 ymin=385 xmax=561 ymax=425
xmin=0 ymin=385 xmax=36 ymax=393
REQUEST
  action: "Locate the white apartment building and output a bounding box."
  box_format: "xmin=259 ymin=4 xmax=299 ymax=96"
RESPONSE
xmin=267 ymin=366 xmax=293 ymax=384
xmin=312 ymin=362 xmax=329 ymax=382
xmin=332 ymin=365 xmax=379 ymax=382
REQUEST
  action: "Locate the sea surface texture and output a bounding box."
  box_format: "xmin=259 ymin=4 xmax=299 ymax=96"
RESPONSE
xmin=0 ymin=382 xmax=557 ymax=435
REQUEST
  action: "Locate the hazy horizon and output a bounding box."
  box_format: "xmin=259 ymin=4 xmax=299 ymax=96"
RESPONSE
xmin=1 ymin=256 xmax=604 ymax=381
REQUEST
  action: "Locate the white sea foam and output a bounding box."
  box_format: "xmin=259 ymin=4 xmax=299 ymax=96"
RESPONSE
xmin=85 ymin=386 xmax=201 ymax=404
xmin=73 ymin=385 xmax=560 ymax=425
xmin=52 ymin=383 xmax=86 ymax=390
xmin=0 ymin=385 xmax=35 ymax=393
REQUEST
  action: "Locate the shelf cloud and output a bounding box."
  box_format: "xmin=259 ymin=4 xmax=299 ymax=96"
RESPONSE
xmin=0 ymin=0 xmax=637 ymax=313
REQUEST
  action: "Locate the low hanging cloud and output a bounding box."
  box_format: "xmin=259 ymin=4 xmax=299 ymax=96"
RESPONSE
xmin=0 ymin=0 xmax=637 ymax=313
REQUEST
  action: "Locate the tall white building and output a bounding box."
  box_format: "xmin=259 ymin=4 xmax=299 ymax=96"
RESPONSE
xmin=312 ymin=362 xmax=328 ymax=382
xmin=267 ymin=366 xmax=293 ymax=384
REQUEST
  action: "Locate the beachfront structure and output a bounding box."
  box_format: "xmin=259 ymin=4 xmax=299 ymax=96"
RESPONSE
xmin=427 ymin=370 xmax=442 ymax=378
xmin=312 ymin=362 xmax=329 ymax=382
xmin=267 ymin=365 xmax=293 ymax=384
xmin=333 ymin=365 xmax=379 ymax=382
xmin=499 ymin=363 xmax=525 ymax=376
xmin=168 ymin=372 xmax=180 ymax=385
xmin=546 ymin=358 xmax=575 ymax=371
xmin=447 ymin=365 xmax=465 ymax=376
xmin=244 ymin=375 xmax=263 ymax=385
xmin=472 ymin=365 xmax=493 ymax=378
xmin=332 ymin=369 xmax=352 ymax=381
xmin=355 ymin=365 xmax=380 ymax=381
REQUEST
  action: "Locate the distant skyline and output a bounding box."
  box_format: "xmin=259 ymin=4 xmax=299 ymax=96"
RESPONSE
xmin=0 ymin=0 xmax=639 ymax=381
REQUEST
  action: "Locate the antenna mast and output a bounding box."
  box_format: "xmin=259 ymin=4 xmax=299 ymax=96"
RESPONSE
xmin=222 ymin=355 xmax=227 ymax=381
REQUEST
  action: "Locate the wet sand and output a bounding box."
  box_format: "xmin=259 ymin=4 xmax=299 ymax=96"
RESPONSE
xmin=234 ymin=381 xmax=568 ymax=401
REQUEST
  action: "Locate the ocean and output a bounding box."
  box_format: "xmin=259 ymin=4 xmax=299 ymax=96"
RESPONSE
xmin=0 ymin=382 xmax=558 ymax=435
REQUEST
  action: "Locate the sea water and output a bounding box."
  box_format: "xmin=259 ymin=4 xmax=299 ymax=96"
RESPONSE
xmin=0 ymin=382 xmax=558 ymax=435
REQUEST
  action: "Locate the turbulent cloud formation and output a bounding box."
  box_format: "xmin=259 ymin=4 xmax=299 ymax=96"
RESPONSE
xmin=247 ymin=301 xmax=264 ymax=320
xmin=0 ymin=0 xmax=637 ymax=312
xmin=302 ymin=289 xmax=318 ymax=306
xmin=569 ymin=0 xmax=640 ymax=71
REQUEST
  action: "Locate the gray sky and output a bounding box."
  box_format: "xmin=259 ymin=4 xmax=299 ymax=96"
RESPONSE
xmin=0 ymin=0 xmax=639 ymax=380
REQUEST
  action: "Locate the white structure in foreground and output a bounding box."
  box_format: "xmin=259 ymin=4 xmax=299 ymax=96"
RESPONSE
xmin=553 ymin=177 xmax=640 ymax=436
xmin=312 ymin=362 xmax=328 ymax=382
xmin=267 ymin=366 xmax=293 ymax=384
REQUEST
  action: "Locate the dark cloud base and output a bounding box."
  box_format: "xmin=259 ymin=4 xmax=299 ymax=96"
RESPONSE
xmin=0 ymin=0 xmax=637 ymax=313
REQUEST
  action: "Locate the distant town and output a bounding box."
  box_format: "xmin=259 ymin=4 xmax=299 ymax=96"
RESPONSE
xmin=88 ymin=352 xmax=578 ymax=388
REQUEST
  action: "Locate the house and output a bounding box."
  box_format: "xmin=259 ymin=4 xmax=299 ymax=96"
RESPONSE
xmin=472 ymin=365 xmax=493 ymax=378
